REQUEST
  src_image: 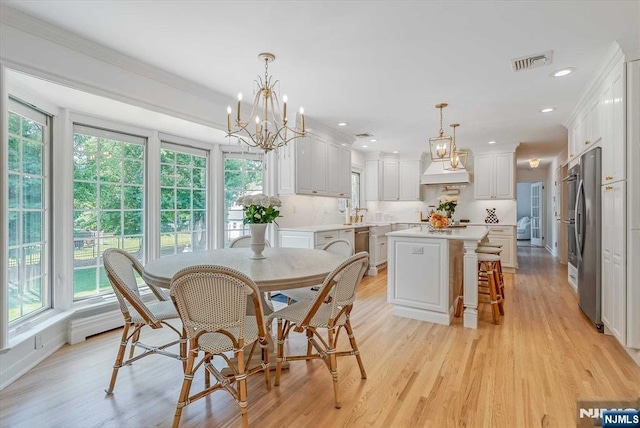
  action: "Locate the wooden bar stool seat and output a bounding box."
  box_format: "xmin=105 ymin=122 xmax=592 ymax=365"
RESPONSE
xmin=476 ymin=246 xmax=505 ymax=297
xmin=454 ymin=253 xmax=504 ymax=324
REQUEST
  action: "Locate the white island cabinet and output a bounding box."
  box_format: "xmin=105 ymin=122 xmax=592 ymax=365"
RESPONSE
xmin=387 ymin=226 xmax=489 ymax=329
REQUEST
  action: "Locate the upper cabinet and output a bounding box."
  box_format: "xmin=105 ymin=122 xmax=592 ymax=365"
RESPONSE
xmin=474 ymin=151 xmax=515 ymax=200
xmin=365 ymin=156 xmax=421 ymax=202
xmin=601 ymin=64 xmax=626 ymax=184
xmin=278 ymin=117 xmax=353 ymax=198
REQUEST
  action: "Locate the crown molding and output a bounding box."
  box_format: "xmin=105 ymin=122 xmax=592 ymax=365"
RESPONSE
xmin=564 ymin=41 xmax=625 ymax=128
xmin=0 ymin=5 xmax=230 ymax=108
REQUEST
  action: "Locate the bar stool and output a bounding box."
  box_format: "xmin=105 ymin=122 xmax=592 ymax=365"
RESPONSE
xmin=454 ymin=253 xmax=504 ymax=324
xmin=476 ymin=246 xmax=505 ymax=298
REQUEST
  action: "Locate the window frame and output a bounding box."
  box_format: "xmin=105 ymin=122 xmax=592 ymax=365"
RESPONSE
xmin=6 ymin=98 xmax=52 ymax=327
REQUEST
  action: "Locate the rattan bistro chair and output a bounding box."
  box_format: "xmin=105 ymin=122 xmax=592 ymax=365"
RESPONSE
xmin=269 ymin=252 xmax=369 ymax=409
xmin=170 ymin=265 xmax=271 ymax=428
xmin=279 ymin=239 xmax=353 ymax=304
xmin=102 ymin=248 xmax=186 ymax=395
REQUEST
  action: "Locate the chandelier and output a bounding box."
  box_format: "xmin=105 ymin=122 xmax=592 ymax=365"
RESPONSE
xmin=429 ymin=103 xmax=453 ymax=162
xmin=529 ymin=158 xmax=540 ymax=168
xmin=443 ymin=123 xmax=468 ymax=170
xmin=226 ymin=52 xmax=306 ymax=152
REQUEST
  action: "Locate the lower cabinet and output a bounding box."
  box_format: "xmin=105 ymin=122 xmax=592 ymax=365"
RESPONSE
xmin=278 ymin=228 xmax=354 ymax=251
xmin=486 ymin=226 xmax=516 ymax=270
xmin=601 ymin=181 xmax=626 ymax=345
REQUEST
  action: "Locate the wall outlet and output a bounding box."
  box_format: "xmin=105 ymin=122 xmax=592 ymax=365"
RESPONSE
xmin=34 ymin=334 xmax=43 ymax=350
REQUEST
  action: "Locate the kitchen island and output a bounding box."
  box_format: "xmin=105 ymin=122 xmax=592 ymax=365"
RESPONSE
xmin=386 ymin=225 xmax=489 ymax=329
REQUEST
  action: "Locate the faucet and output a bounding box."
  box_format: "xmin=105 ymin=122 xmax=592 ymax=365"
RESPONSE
xmin=354 ymin=207 xmax=368 ymax=223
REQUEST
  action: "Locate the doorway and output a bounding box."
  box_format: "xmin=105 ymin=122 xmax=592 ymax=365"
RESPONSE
xmin=516 ymin=181 xmax=544 ymax=247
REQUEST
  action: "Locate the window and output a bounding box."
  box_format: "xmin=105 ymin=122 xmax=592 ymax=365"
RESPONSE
xmin=72 ymin=125 xmax=146 ymax=300
xmin=223 ymin=153 xmax=263 ymax=247
xmin=351 ymin=171 xmax=361 ymax=208
xmin=7 ymin=99 xmax=51 ymax=323
xmin=160 ymin=143 xmax=208 ymax=256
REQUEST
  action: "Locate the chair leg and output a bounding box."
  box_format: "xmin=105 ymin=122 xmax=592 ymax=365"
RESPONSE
xmin=105 ymin=322 xmax=131 ymax=394
xmin=327 ymin=328 xmax=341 ymax=409
xmin=306 ymin=328 xmax=313 ymax=356
xmin=236 ymin=348 xmax=249 ymax=428
xmin=344 ymin=320 xmax=366 ymax=379
xmin=172 ymin=344 xmax=197 ymax=428
xmin=486 ymin=267 xmax=500 ymax=325
xmin=275 ymin=319 xmax=284 ymax=387
xmin=454 ymin=281 xmax=464 ymax=317
xmin=128 ymin=327 xmax=141 ymax=360
xmin=494 ymin=269 xmax=505 ymax=315
xmin=180 ymin=328 xmax=187 ymax=372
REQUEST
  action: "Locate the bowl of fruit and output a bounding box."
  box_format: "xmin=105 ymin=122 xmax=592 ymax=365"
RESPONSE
xmin=428 ymin=212 xmax=450 ymax=231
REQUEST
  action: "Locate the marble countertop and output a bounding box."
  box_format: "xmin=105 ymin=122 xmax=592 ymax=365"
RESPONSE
xmin=386 ymin=225 xmax=490 ymax=241
xmin=278 ymin=222 xmax=514 ymax=233
xmin=278 ymin=222 xmax=392 ymax=232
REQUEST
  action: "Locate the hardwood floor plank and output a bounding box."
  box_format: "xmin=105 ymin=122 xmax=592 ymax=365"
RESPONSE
xmin=1 ymin=247 xmax=639 ymax=427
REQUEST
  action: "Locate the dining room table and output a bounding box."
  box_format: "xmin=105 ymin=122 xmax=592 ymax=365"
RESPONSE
xmin=142 ymin=246 xmax=349 ymax=369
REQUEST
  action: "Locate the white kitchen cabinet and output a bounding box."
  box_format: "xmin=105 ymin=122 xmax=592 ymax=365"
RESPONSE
xmin=278 ymin=227 xmax=354 ymax=251
xmin=382 ymin=160 xmax=399 ymax=200
xmin=487 ymin=225 xmax=516 ymax=271
xmin=368 ymin=224 xmax=391 ymax=275
xmin=474 ymin=152 xmax=515 ymax=200
xmin=278 ymin=132 xmax=352 ymax=198
xmin=602 ymin=64 xmax=626 ymax=184
xmin=601 ymin=181 xmax=626 ymax=345
xmin=366 ymin=158 xmax=421 ymax=202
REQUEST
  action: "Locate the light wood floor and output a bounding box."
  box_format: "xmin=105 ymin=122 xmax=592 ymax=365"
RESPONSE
xmin=1 ymin=247 xmax=639 ymax=427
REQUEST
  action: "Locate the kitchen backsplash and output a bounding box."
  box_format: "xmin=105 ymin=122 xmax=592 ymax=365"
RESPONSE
xmin=278 ymin=184 xmax=517 ymax=228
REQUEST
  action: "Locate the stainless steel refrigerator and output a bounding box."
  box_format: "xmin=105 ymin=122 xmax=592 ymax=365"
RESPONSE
xmin=576 ymin=147 xmax=603 ymax=332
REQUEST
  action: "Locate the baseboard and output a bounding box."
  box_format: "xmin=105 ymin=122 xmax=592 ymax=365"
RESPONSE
xmin=392 ymin=305 xmax=451 ymax=326
xmin=67 ymin=309 xmax=124 ymax=345
xmin=623 ymin=346 xmax=640 ymax=366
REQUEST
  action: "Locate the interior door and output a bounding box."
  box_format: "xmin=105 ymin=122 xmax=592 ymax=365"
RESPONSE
xmin=530 ymin=182 xmax=543 ymax=246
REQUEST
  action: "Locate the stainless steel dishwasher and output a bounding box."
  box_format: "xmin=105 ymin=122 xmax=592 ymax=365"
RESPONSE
xmin=354 ymin=227 xmax=370 ymax=254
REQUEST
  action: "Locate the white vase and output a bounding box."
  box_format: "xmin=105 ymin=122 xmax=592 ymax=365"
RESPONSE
xmin=249 ymin=223 xmax=268 ymax=260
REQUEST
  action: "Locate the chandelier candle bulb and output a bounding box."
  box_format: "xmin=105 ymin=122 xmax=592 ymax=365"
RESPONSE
xmin=237 ymin=93 xmax=242 ymax=122
xmin=226 ymin=106 xmax=232 ymax=132
xmin=283 ymin=95 xmax=287 ymax=120
xmin=300 ymin=107 xmax=305 ymax=132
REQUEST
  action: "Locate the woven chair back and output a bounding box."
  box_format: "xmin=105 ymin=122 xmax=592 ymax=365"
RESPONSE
xmin=321 ymin=239 xmax=353 ymax=257
xmin=301 ymin=252 xmax=369 ymax=326
xmin=170 ymin=265 xmax=263 ymax=341
xmin=103 ymin=248 xmax=156 ymax=322
xmin=229 ymin=235 xmax=271 ymax=248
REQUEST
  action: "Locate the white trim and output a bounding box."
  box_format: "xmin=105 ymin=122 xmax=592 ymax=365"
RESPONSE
xmin=564 ymin=42 xmax=626 ymax=127
xmin=158 ymin=132 xmax=217 ymax=152
xmin=0 ymin=5 xmax=232 ymax=130
xmin=67 ymin=308 xmax=123 ymax=345
xmin=1 ymin=63 xmax=8 ymax=351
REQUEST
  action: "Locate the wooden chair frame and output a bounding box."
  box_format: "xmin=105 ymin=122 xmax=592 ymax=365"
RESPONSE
xmin=270 ymin=252 xmax=369 ymax=409
xmin=102 ymin=248 xmax=186 ymax=395
xmin=170 ymin=265 xmax=271 ymax=428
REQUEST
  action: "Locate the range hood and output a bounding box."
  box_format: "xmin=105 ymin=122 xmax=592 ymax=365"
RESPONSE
xmin=420 ymin=161 xmax=470 ymax=185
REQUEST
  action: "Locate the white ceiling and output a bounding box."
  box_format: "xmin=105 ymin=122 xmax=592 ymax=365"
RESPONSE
xmin=4 ymin=1 xmax=640 ymax=169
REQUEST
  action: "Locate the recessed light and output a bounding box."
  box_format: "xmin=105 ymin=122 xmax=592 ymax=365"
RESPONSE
xmin=370 ymin=139 xmax=377 ymax=143
xmin=551 ymin=67 xmax=574 ymax=77
xmin=338 ymin=122 xmax=347 ymax=126
xmin=392 ymin=151 xmax=399 ymax=154
xmin=488 ymin=141 xmax=496 ymax=145
xmin=362 ymin=145 xmax=368 ymax=148
xmin=541 ymin=108 xmax=555 ymax=113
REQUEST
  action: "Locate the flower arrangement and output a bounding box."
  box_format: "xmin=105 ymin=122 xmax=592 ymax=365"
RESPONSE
xmin=436 ymin=195 xmax=458 ymax=216
xmin=236 ymin=194 xmax=282 ymax=224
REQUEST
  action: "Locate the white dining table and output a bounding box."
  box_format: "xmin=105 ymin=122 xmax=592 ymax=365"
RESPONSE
xmin=143 ymin=247 xmax=345 ymax=297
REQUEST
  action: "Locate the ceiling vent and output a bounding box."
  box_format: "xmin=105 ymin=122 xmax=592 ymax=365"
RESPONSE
xmin=511 ymin=50 xmax=553 ymax=72
xmin=355 ymin=132 xmax=373 ymax=138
